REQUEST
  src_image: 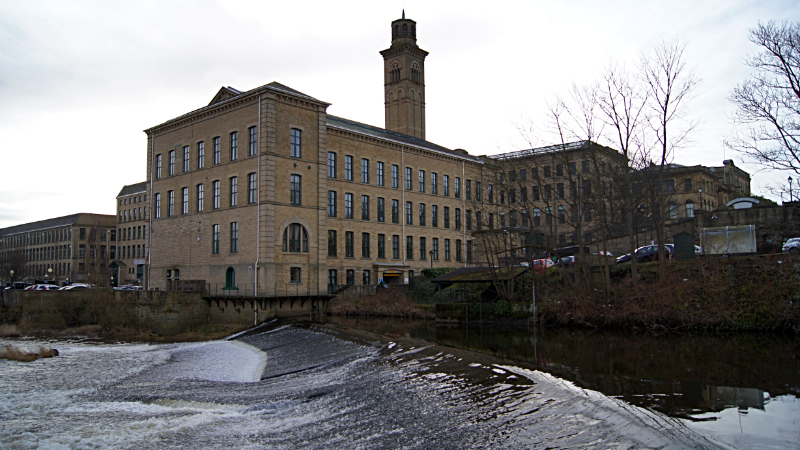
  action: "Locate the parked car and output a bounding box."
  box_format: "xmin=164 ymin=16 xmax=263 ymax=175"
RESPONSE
xmin=25 ymin=284 xmax=60 ymax=291
xmin=58 ymin=283 xmax=94 ymax=291
xmin=114 ymin=285 xmax=143 ymax=291
xmin=616 ymin=245 xmax=674 ymax=264
xmin=783 ymin=238 xmax=800 ymax=253
xmin=532 ymin=258 xmax=555 ymax=274
xmin=559 ymin=256 xmax=576 ymax=268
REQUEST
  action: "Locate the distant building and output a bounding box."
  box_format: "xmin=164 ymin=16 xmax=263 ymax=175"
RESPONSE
xmin=0 ymin=213 xmax=116 ymax=286
xmin=113 ymin=182 xmax=148 ymax=286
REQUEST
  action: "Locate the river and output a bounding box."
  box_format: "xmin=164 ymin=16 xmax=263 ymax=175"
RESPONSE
xmin=1 ymin=318 xmax=798 ymax=449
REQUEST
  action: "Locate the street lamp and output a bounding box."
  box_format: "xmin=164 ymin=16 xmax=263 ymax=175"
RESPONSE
xmin=9 ymin=270 xmax=14 ymax=284
xmin=47 ymin=267 xmax=52 ymax=285
xmin=789 ymin=176 xmax=794 ymax=202
xmin=428 ymin=250 xmax=434 ymax=268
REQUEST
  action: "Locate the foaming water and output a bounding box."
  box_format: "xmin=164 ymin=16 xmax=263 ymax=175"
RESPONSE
xmin=0 ymin=325 xmax=788 ymax=449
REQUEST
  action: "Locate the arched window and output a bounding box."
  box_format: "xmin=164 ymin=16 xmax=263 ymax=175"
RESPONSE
xmin=225 ymin=267 xmax=236 ymax=289
xmin=685 ymin=200 xmax=694 ymax=218
xmin=668 ymin=201 xmax=677 ymax=219
xmin=411 ymin=64 xmax=420 ymax=83
xmin=390 ymin=64 xmax=401 ymax=83
xmin=282 ymin=223 xmax=309 ymax=252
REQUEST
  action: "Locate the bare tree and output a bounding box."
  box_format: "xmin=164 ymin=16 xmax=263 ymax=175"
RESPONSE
xmin=726 ymin=21 xmax=800 ymax=174
xmin=597 ymin=63 xmax=649 ymax=283
xmin=640 ymin=40 xmax=700 ymax=276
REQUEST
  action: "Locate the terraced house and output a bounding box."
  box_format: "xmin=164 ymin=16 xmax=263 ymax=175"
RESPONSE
xmin=145 ymin=14 xmax=481 ymax=294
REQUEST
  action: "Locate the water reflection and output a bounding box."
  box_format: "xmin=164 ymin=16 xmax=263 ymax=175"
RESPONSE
xmin=322 ymin=316 xmax=800 ymax=419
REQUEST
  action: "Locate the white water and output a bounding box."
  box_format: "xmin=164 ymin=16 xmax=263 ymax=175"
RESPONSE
xmin=1 ymin=328 xmax=793 ymax=449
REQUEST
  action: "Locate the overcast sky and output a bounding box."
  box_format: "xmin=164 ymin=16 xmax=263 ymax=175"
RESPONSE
xmin=1 ymin=0 xmax=798 ymax=228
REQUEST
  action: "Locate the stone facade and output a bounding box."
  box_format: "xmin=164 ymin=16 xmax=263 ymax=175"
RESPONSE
xmin=115 ymin=181 xmax=148 ymax=286
xmin=0 ymin=213 xmax=116 ymax=286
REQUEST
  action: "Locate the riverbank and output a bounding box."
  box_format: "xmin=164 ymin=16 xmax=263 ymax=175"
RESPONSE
xmin=329 ymin=254 xmax=800 ymax=333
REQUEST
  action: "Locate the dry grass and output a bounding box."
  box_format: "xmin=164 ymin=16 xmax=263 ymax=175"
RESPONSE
xmin=0 ymin=344 xmax=58 ymax=362
xmin=328 ymin=289 xmax=434 ymax=319
xmin=0 ymin=324 xmax=21 ymax=337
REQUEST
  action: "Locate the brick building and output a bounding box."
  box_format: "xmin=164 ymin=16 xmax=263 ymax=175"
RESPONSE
xmin=113 ymin=181 xmax=148 ymax=286
xmin=0 ymin=213 xmax=116 ymax=286
xmin=144 ymin=14 xmax=482 ymax=294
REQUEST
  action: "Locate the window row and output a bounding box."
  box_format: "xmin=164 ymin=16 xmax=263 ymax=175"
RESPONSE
xmin=119 ymin=226 xmax=145 ymax=242
xmin=153 ymin=174 xmax=258 ymax=218
xmin=119 ymin=194 xmax=145 ymax=206
xmin=499 ymin=161 xmax=600 ymax=183
xmin=119 ymin=206 xmax=146 ymax=223
xmin=325 ymin=231 xmax=472 ymax=262
xmin=211 ymin=223 xmax=239 ymax=254
xmin=326 ymin=153 xmax=470 ymax=198
xmin=1 ymin=228 xmax=74 ymax=248
xmin=326 ymin=192 xmax=466 ymax=228
xmin=154 ymin=127 xmax=262 ymax=179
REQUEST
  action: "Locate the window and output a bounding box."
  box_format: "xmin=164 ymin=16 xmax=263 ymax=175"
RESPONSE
xmin=419 ymin=170 xmax=425 ymax=192
xmin=420 ymin=237 xmax=426 ymax=260
xmin=345 ymin=231 xmax=354 ymax=257
xmin=419 ymin=203 xmax=426 ymax=226
xmin=467 ymin=241 xmax=473 ymax=263
xmin=328 ymin=152 xmax=336 ymax=178
xmin=685 ymin=200 xmax=695 ymax=218
xmin=392 ymin=199 xmax=399 ymax=223
xmin=248 ymin=173 xmax=257 ymax=204
xmin=168 ymin=150 xmax=175 ymax=175
xmin=444 ymin=206 xmax=450 ymax=228
xmin=363 ymin=270 xmax=371 ymax=285
xmin=444 ymin=175 xmax=450 ymax=196
xmin=510 ymin=189 xmax=516 ymax=204
xmin=545 ymin=206 xmax=552 ymax=225
xmin=544 ymin=166 xmax=551 ymax=177
xmin=475 ymin=182 xmax=481 ymax=202
xmin=168 ymin=190 xmax=174 ymax=216
xmin=466 ymin=180 xmax=471 ymax=200
xmin=378 ymin=234 xmax=386 ymax=258
xmin=455 ymin=208 xmax=461 ymax=230
xmin=377 ymin=198 xmax=385 ymax=222
xmin=455 ymin=177 xmax=461 ymax=198
xmin=445 ymin=239 xmax=451 ymax=260
xmin=556 ymin=183 xmax=564 ymax=199
xmin=432 ymin=238 xmax=439 ymax=260
xmin=432 ymin=205 xmax=438 ymax=227
xmin=569 ymin=162 xmax=577 ymax=175
xmin=345 ymin=155 xmax=353 ymax=180
xmin=328 ymin=230 xmax=337 ymax=257
xmin=230 ymin=131 xmax=238 ymax=161
xmin=361 ymin=158 xmax=369 ymax=183
xmin=456 ymin=240 xmax=462 ymax=262
xmin=392 ymin=235 xmax=400 ymax=259
xmin=556 ymin=164 xmax=563 ymax=176
xmin=213 ymin=180 xmax=221 ymax=209
xmin=197 ymin=142 xmax=205 ymax=169
xmin=213 ymin=137 xmax=221 ymax=164
xmin=230 ymin=222 xmax=239 ymax=252
xmin=155 ymin=193 xmax=161 ymax=218
xmin=290 ymin=175 xmax=301 ymax=205
xmin=346 ymin=269 xmax=355 ymax=285
xmin=249 ymin=126 xmax=257 ymax=156
xmin=406 ymin=236 xmax=414 ymax=259
xmin=685 ymin=179 xmax=693 ymax=191
xmin=533 ymin=208 xmax=541 ymax=226
xmin=345 ymin=193 xmax=353 ymax=219
xmin=230 ymin=177 xmax=238 ymax=207
xmin=431 ymin=172 xmax=438 ymax=194
xmin=377 ymin=162 xmax=384 ymax=186
xmin=328 ymin=191 xmax=337 ymax=217
xmin=183 ymin=146 xmax=190 ymax=172
xmin=509 ymin=171 xmax=516 ymax=183
xmin=182 ymin=188 xmax=189 ymax=214
xmin=290 ymin=267 xmax=301 ymax=283
xmin=509 ymin=210 xmax=516 ymax=228
xmin=664 ymin=179 xmax=675 ymax=192
xmin=156 ymin=154 xmax=162 ymax=179
xmin=282 ymin=223 xmax=308 ymax=252
xmin=582 ymin=160 xmax=590 ymax=173
xmin=328 ymin=270 xmax=337 ymax=288
xmin=391 ymin=164 xmax=399 ymax=188
xmin=405 ymin=167 xmax=412 ymax=190
xmin=466 ymin=210 xmax=472 ymax=230
xmin=558 ymin=206 xmax=566 ymax=224
xmin=406 ymin=201 xmax=413 ymax=225
xmin=290 ymin=128 xmax=301 ymax=158
xmin=362 ymin=195 xmax=370 ymax=220
xmin=362 ymin=233 xmax=370 ymax=258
